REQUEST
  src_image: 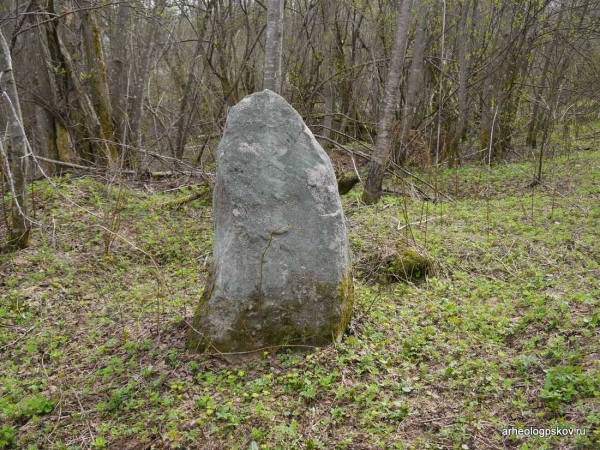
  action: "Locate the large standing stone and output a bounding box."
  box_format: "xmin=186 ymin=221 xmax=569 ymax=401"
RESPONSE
xmin=188 ymin=90 xmax=354 ymax=354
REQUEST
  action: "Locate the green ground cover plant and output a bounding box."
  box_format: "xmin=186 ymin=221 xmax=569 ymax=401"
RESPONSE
xmin=1 ymin=150 xmax=598 ymax=449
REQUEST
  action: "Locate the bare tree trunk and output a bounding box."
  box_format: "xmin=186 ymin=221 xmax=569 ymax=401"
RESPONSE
xmin=337 ymin=5 xmax=361 ymax=142
xmin=321 ymin=82 xmax=335 ymax=145
xmin=526 ymin=46 xmax=553 ymax=150
xmin=174 ymin=4 xmax=212 ymax=160
xmin=0 ymin=29 xmax=30 ymax=248
xmin=534 ymin=1 xmax=583 ymax=182
xmin=479 ymin=73 xmax=494 ymax=158
xmin=213 ymin=1 xmax=238 ymax=107
xmin=129 ymin=3 xmax=163 ymax=164
xmin=32 ymin=19 xmax=60 ymax=174
xmin=449 ymin=0 xmax=470 ymax=168
xmin=109 ymin=2 xmax=132 ymax=157
xmin=174 ymin=40 xmax=203 ymax=160
xmin=81 ymin=0 xmax=117 ymax=166
xmin=362 ymin=0 xmax=413 ymax=205
xmin=320 ymin=0 xmax=335 ymax=147
xmin=396 ymin=1 xmax=429 ymax=164
xmin=53 ymin=23 xmax=104 ymax=164
xmin=34 ymin=103 xmax=58 ymax=170
xmin=535 ymin=118 xmax=552 ymax=183
xmin=38 ymin=0 xmax=77 ymax=164
xmin=263 ymin=0 xmax=284 ymax=93
xmin=527 ymin=5 xmax=566 ymax=149
xmin=128 ymin=40 xmax=155 ymax=160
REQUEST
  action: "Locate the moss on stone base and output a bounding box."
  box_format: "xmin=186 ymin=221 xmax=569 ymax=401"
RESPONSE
xmin=186 ymin=275 xmax=215 ymax=352
xmin=187 ymin=269 xmax=355 ymax=355
xmin=331 ymin=270 xmax=354 ymax=340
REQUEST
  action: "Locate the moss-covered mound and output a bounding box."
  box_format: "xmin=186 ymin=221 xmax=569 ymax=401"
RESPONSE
xmin=355 ymin=243 xmax=437 ymax=283
xmin=389 ymin=249 xmax=436 ymax=281
xmin=337 ymin=171 xmax=361 ymax=195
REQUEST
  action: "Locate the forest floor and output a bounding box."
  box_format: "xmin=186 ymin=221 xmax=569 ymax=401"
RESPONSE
xmin=1 ymin=149 xmax=599 ymax=449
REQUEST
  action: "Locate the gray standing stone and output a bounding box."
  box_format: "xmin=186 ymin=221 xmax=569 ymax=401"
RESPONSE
xmin=188 ymin=90 xmax=354 ymax=354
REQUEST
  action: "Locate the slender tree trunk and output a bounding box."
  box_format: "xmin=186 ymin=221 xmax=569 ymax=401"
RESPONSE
xmin=479 ymin=73 xmax=494 ymax=158
xmin=40 ymin=0 xmax=77 ymax=164
xmin=174 ymin=4 xmax=212 ymax=159
xmin=214 ymin=2 xmax=238 ymax=107
xmin=54 ymin=24 xmax=104 ymax=164
xmin=448 ymin=0 xmax=470 ymax=168
xmin=526 ymin=46 xmax=552 ymax=150
xmin=0 ymin=30 xmax=30 ymax=248
xmin=109 ymin=2 xmax=132 ymax=157
xmin=527 ymin=5 xmax=566 ymax=149
xmin=175 ymin=40 xmax=204 ymax=159
xmin=396 ymin=2 xmax=428 ymax=164
xmin=362 ymin=0 xmax=414 ymax=205
xmin=320 ymin=0 xmax=335 ymax=147
xmin=81 ymin=0 xmax=117 ymax=166
xmin=534 ymin=1 xmax=583 ymax=181
xmin=495 ymin=1 xmax=540 ymax=160
xmin=32 ymin=20 xmax=60 ymax=174
xmin=128 ymin=8 xmax=160 ymax=164
xmin=34 ymin=104 xmax=58 ymax=170
xmin=321 ymin=82 xmax=335 ymax=145
xmin=535 ymin=119 xmax=552 ymax=183
xmin=263 ymin=0 xmax=284 ymax=93
xmin=338 ymin=6 xmax=361 ymax=142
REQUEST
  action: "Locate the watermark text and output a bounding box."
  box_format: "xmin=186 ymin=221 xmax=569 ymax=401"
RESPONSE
xmin=502 ymin=427 xmax=586 ymax=438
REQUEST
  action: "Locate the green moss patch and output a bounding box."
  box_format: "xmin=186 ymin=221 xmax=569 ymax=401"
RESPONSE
xmin=337 ymin=171 xmax=361 ymax=195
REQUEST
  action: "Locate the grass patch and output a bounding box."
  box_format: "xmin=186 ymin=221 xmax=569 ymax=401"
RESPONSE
xmin=1 ymin=151 xmax=599 ymax=449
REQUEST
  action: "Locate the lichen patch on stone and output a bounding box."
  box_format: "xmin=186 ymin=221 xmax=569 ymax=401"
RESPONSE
xmin=306 ymin=163 xmax=329 ymax=187
xmin=238 ymin=142 xmax=263 ymax=156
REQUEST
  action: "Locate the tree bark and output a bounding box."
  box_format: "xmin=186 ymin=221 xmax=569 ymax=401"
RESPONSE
xmin=128 ymin=2 xmax=164 ymax=164
xmin=526 ymin=4 xmax=567 ymax=149
xmin=395 ymin=1 xmax=429 ymax=164
xmin=108 ymin=2 xmax=132 ymax=157
xmin=31 ymin=16 xmax=60 ymax=174
xmin=263 ymin=0 xmax=284 ymax=93
xmin=81 ymin=0 xmax=117 ymax=166
xmin=320 ymin=0 xmax=335 ymax=147
xmin=53 ymin=21 xmax=104 ymax=164
xmin=362 ymin=0 xmax=413 ymax=205
xmin=449 ymin=0 xmax=470 ymax=168
xmin=174 ymin=3 xmax=212 ymax=160
xmin=0 ymin=29 xmax=30 ymax=248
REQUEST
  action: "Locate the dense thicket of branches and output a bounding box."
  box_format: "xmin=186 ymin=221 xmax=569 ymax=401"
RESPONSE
xmin=1 ymin=0 xmax=599 ymax=200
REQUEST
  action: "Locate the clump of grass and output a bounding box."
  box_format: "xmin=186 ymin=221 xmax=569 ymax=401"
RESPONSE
xmin=1 ymin=150 xmax=599 ymax=449
xmin=337 ymin=171 xmax=361 ymax=195
xmin=355 ymin=242 xmax=438 ymax=283
xmin=389 ymin=247 xmax=438 ymax=281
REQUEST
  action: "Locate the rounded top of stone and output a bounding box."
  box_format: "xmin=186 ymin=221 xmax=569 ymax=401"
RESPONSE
xmin=249 ymin=88 xmax=282 ymax=99
xmin=226 ymin=90 xmax=303 ymax=131
xmin=257 ymin=88 xmax=278 ymax=96
xmin=234 ymin=89 xmax=286 ymax=106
